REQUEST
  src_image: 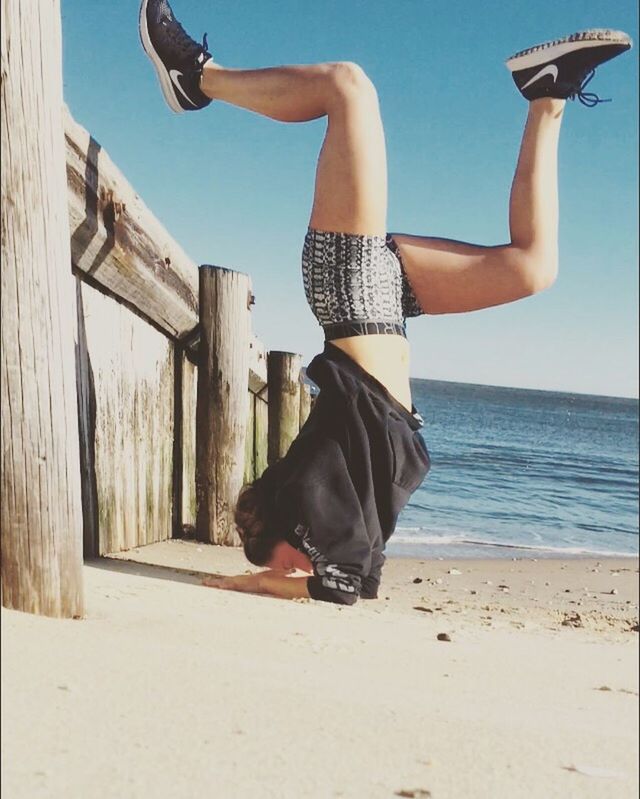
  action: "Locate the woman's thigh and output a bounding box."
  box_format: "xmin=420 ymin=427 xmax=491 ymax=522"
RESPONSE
xmin=309 ymin=68 xmax=388 ymax=237
xmin=391 ymin=233 xmax=532 ymax=314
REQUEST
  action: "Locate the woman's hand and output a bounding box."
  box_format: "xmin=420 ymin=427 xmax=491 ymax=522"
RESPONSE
xmin=202 ymin=569 xmax=293 ymax=594
xmin=202 ymin=569 xmax=310 ymax=600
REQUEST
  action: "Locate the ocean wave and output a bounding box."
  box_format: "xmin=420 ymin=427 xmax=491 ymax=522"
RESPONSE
xmin=391 ymin=530 xmax=638 ymax=558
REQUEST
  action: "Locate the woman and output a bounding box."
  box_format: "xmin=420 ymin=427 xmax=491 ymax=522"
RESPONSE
xmin=140 ymin=1 xmax=631 ymax=604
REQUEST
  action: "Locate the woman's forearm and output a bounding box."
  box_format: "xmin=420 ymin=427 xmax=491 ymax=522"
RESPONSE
xmin=202 ymin=572 xmax=310 ymax=600
xmin=256 ymin=574 xmax=311 ymax=600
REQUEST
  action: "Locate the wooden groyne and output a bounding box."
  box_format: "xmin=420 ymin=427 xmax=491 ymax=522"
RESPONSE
xmin=1 ymin=0 xmax=312 ymax=617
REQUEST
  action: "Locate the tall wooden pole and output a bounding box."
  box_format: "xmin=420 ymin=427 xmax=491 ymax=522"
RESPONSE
xmin=1 ymin=0 xmax=85 ymax=616
xmin=267 ymin=352 xmax=302 ymax=464
xmin=196 ymin=267 xmax=250 ymax=545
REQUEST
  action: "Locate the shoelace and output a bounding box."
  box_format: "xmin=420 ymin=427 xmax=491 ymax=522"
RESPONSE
xmin=163 ymin=14 xmax=211 ymax=60
xmin=571 ymin=69 xmax=611 ymax=107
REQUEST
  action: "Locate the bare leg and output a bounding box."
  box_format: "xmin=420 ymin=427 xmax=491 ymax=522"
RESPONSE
xmin=391 ymin=98 xmax=565 ymax=314
xmin=201 ymin=61 xmax=412 ymax=409
xmin=200 ymin=61 xmax=387 ymax=235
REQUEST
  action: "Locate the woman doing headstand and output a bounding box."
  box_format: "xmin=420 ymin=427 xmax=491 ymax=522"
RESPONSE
xmin=140 ymin=1 xmax=631 ymax=604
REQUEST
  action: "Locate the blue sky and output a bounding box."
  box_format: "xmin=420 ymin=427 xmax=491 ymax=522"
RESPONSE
xmin=61 ymin=0 xmax=638 ymax=397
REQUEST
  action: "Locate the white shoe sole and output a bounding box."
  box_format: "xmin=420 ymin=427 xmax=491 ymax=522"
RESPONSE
xmin=506 ymin=29 xmax=632 ymax=72
xmin=139 ymin=0 xmax=184 ymax=114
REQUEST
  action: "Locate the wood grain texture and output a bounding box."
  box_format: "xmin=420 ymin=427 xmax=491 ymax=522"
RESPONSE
xmin=299 ymin=380 xmax=312 ymax=429
xmin=254 ymin=392 xmax=269 ymax=480
xmin=180 ymin=355 xmax=198 ymax=531
xmin=248 ymin=334 xmax=267 ymax=393
xmin=65 ymin=110 xmax=199 ymax=339
xmin=244 ymin=392 xmax=256 ymax=485
xmin=75 ymin=282 xmax=174 ymax=554
xmin=267 ymin=352 xmax=302 ymax=465
xmin=1 ymin=0 xmax=85 ymax=617
xmin=196 ymin=267 xmax=250 ymax=545
xmin=65 ymin=116 xmax=269 ymax=399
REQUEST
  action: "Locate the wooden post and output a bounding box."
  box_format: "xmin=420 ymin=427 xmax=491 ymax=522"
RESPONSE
xmin=254 ymin=391 xmax=269 ymax=480
xmin=196 ymin=267 xmax=250 ymax=545
xmin=244 ymin=392 xmax=256 ymax=485
xmin=267 ymin=352 xmax=302 ymax=464
xmin=299 ymin=380 xmax=312 ymax=428
xmin=180 ymin=355 xmax=198 ymax=534
xmin=1 ymin=0 xmax=84 ymax=616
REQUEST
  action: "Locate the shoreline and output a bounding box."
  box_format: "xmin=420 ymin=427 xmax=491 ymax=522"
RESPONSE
xmin=388 ymin=542 xmax=640 ymax=560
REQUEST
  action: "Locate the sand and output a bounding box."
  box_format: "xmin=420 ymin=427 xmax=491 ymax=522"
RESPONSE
xmin=2 ymin=540 xmax=638 ymax=799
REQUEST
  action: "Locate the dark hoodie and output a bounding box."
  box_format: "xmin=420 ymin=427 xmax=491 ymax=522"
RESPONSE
xmin=260 ymin=342 xmax=431 ymax=605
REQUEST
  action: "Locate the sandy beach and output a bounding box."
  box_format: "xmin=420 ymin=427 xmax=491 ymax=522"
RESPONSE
xmin=2 ymin=541 xmax=638 ymax=799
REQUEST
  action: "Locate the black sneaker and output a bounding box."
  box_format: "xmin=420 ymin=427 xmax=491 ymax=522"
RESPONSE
xmin=506 ymin=29 xmax=632 ymax=105
xmin=139 ymin=0 xmax=213 ymax=113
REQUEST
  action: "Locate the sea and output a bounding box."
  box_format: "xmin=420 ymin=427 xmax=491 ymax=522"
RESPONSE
xmin=388 ymin=379 xmax=639 ymax=560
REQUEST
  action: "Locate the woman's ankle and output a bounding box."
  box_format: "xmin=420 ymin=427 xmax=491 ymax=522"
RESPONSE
xmin=199 ymin=61 xmax=224 ymax=99
xmin=529 ymin=97 xmax=566 ymax=118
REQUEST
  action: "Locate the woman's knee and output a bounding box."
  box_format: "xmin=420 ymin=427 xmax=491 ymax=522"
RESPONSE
xmin=324 ymin=61 xmax=378 ymax=103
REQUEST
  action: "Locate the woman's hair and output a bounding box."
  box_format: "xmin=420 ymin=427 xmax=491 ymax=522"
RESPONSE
xmin=234 ymin=479 xmax=282 ymax=566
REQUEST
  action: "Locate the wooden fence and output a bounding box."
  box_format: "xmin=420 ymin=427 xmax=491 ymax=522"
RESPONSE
xmin=68 ymin=110 xmax=313 ymax=554
xmin=1 ymin=0 xmax=312 ymax=617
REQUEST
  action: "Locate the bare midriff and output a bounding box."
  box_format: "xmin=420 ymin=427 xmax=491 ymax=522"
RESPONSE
xmin=330 ymin=334 xmax=412 ymax=411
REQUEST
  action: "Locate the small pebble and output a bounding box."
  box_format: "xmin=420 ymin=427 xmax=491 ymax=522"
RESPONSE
xmin=448 ymin=568 xmax=462 ymax=575
xmin=469 ymin=589 xmax=477 ymax=595
xmin=544 ymin=581 xmax=551 ymax=587
xmin=485 ymin=580 xmax=493 ymax=586
xmin=435 ymin=578 xmax=443 ymax=585
xmin=611 ymin=572 xmax=620 ymax=577
xmin=437 ymin=633 xmax=451 ymax=642
xmin=412 ymin=577 xmax=423 ymax=584
xmin=609 ymin=588 xmax=618 ymax=595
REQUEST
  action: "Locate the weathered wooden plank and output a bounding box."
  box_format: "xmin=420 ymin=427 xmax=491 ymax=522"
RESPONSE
xmin=267 ymin=352 xmax=302 ymax=464
xmin=299 ymin=380 xmax=312 ymax=428
xmin=244 ymin=391 xmax=256 ymax=485
xmin=75 ymin=279 xmax=99 ymax=558
xmin=76 ymin=282 xmax=174 ymax=554
xmin=1 ymin=0 xmax=85 ymax=617
xmin=65 ymin=109 xmax=267 ymax=391
xmin=181 ymin=355 xmax=198 ymax=533
xmin=196 ymin=267 xmax=250 ymax=545
xmin=65 ymin=110 xmax=199 ymax=339
xmin=254 ymin=393 xmax=269 ymax=480
xmin=248 ymin=334 xmax=267 ymax=393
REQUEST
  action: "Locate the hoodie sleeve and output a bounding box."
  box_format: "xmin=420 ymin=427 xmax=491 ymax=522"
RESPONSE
xmin=284 ymin=438 xmax=373 ymax=606
xmin=360 ymin=547 xmax=385 ymax=599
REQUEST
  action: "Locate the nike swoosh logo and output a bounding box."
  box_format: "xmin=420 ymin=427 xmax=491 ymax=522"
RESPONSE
xmin=169 ymin=69 xmax=197 ymax=107
xmin=521 ymin=63 xmax=559 ymax=90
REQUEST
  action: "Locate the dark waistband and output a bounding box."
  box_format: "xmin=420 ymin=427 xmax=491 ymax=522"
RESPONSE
xmin=324 ymin=321 xmax=407 ymax=340
xmin=319 ymin=342 xmax=424 ymax=431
